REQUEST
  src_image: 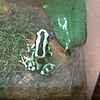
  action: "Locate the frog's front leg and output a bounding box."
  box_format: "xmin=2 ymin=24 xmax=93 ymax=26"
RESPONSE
xmin=27 ymin=43 xmax=35 ymax=53
xmin=19 ymin=54 xmax=27 ymax=68
xmin=46 ymin=46 xmax=53 ymax=57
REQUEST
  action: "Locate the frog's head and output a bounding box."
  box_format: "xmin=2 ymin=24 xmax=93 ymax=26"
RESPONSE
xmin=37 ymin=29 xmax=49 ymax=37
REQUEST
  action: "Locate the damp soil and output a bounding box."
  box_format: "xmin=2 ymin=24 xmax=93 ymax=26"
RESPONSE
xmin=0 ymin=0 xmax=87 ymax=99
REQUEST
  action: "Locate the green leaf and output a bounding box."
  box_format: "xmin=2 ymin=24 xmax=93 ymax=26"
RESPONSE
xmin=41 ymin=0 xmax=86 ymax=49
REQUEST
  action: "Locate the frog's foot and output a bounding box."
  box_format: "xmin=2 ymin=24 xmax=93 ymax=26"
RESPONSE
xmin=40 ymin=63 xmax=59 ymax=76
xmin=19 ymin=54 xmax=36 ymax=71
xmin=27 ymin=43 xmax=35 ymax=53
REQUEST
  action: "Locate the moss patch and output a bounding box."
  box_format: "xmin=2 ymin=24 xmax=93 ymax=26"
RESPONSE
xmin=0 ymin=1 xmax=37 ymax=84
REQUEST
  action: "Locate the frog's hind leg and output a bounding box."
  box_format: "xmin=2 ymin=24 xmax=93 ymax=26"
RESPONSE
xmin=40 ymin=63 xmax=60 ymax=76
xmin=19 ymin=54 xmax=36 ymax=72
xmin=24 ymin=56 xmax=36 ymax=71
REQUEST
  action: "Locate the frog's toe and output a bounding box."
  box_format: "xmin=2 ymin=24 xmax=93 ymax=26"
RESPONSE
xmin=27 ymin=67 xmax=31 ymax=71
xmin=45 ymin=67 xmax=50 ymax=73
xmin=27 ymin=66 xmax=35 ymax=71
xmin=28 ymin=62 xmax=32 ymax=67
xmin=40 ymin=70 xmax=45 ymax=76
xmin=27 ymin=61 xmax=35 ymax=71
xmin=31 ymin=67 xmax=35 ymax=71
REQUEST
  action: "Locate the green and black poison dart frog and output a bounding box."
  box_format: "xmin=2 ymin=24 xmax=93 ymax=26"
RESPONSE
xmin=19 ymin=29 xmax=58 ymax=76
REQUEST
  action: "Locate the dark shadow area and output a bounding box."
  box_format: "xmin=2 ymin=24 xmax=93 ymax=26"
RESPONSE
xmin=92 ymin=74 xmax=100 ymax=100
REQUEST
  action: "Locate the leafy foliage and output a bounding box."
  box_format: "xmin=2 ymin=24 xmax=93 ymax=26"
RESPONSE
xmin=42 ymin=0 xmax=86 ymax=49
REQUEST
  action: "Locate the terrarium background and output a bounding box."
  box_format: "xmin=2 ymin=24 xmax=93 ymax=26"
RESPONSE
xmin=0 ymin=0 xmax=87 ymax=99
